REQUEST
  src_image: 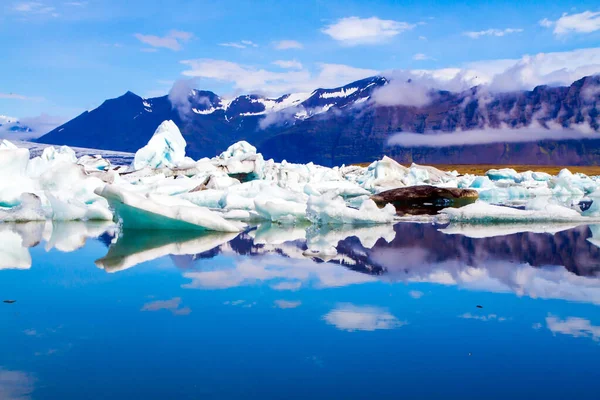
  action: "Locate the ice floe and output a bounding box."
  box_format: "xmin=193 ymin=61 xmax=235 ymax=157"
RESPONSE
xmin=3 ymin=119 xmax=600 ymax=229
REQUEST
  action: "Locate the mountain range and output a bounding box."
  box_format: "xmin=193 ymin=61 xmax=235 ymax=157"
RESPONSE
xmin=37 ymin=75 xmax=600 ymax=166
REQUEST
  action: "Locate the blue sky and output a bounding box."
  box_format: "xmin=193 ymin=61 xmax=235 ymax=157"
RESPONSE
xmin=1 ymin=0 xmax=599 ymax=127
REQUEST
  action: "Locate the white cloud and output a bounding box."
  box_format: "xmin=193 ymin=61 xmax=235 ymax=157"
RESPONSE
xmin=274 ymin=40 xmax=303 ymax=50
xmin=541 ymin=11 xmax=600 ymax=35
xmin=322 ymin=16 xmax=415 ymax=45
xmin=64 ymin=1 xmax=87 ymax=5
xmin=387 ymin=123 xmax=597 ymax=147
xmin=140 ymin=48 xmax=158 ymax=53
xmin=12 ymin=2 xmax=57 ymax=16
xmin=219 ymin=40 xmax=258 ymax=49
xmin=418 ymin=35 xmax=427 ymax=40
xmin=463 ymin=28 xmax=523 ymax=39
xmin=546 ymin=315 xmax=600 ymax=341
xmin=413 ymin=53 xmax=434 ymax=61
xmin=373 ymin=47 xmax=600 ymax=107
xmin=134 ymin=30 xmax=193 ymax=51
xmin=180 ymin=59 xmax=377 ymax=95
xmin=323 ymin=303 xmax=406 ymax=331
xmin=409 ymin=290 xmax=424 ymax=299
xmin=272 ymin=59 xmax=303 ymax=70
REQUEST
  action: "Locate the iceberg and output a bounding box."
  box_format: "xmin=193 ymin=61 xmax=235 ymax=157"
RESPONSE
xmin=96 ymin=185 xmax=241 ymax=232
xmin=307 ymin=193 xmax=396 ymax=225
xmin=132 ymin=120 xmax=186 ymax=170
xmin=440 ymin=202 xmax=600 ymax=223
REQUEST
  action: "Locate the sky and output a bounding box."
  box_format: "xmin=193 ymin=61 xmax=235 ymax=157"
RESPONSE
xmin=0 ymin=0 xmax=599 ymax=131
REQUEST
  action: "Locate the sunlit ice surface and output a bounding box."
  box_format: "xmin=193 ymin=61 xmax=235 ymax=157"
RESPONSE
xmin=1 ymin=221 xmax=600 ymax=399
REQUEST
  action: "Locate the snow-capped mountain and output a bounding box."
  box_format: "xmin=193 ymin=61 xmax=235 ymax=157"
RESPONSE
xmin=38 ymin=75 xmax=600 ymax=165
xmin=0 ymin=115 xmax=33 ymax=133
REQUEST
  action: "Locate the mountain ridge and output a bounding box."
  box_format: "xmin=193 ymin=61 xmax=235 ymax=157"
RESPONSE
xmin=37 ymin=74 xmax=600 ymax=166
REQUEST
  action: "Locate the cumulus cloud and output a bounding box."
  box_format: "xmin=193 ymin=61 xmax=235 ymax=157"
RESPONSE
xmin=323 ymin=303 xmax=405 ymax=331
xmin=219 ymin=40 xmax=258 ymax=49
xmin=180 ymin=59 xmax=377 ymax=95
xmin=541 ymin=11 xmax=600 ymax=35
xmin=134 ymin=30 xmax=193 ymax=51
xmin=387 ymin=124 xmax=598 ymax=147
xmin=546 ymin=315 xmax=600 ymax=341
xmin=274 ymin=40 xmax=303 ymax=50
xmin=272 ymin=59 xmax=303 ymax=70
xmin=463 ymin=28 xmax=523 ymax=39
xmin=141 ymin=297 xmax=191 ymax=315
xmin=322 ymin=16 xmax=415 ymax=45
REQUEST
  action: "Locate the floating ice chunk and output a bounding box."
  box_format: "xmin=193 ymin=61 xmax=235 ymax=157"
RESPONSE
xmin=307 ymin=193 xmax=396 ymax=225
xmin=0 ymin=139 xmax=18 ymax=149
xmin=532 ymin=172 xmax=552 ymax=181
xmin=77 ymin=155 xmax=111 ymax=171
xmin=486 ymin=168 xmax=521 ymax=182
xmin=468 ymin=176 xmax=495 ymax=190
xmin=351 ymin=156 xmax=409 ymax=192
xmin=0 ymin=193 xmax=47 ymax=222
xmin=46 ymin=193 xmax=112 ymax=221
xmin=254 ymin=198 xmax=307 ymax=223
xmin=218 ymin=141 xmax=257 ymax=159
xmin=132 ymin=120 xmax=186 ymax=170
xmin=96 ymin=185 xmax=241 ymax=232
xmin=0 ymin=145 xmax=29 ymax=178
xmin=440 ymin=202 xmax=598 ymax=223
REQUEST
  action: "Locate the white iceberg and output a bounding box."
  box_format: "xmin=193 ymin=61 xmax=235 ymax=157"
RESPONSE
xmin=440 ymin=202 xmax=600 ymax=223
xmin=307 ymin=193 xmax=396 ymax=225
xmin=96 ymin=185 xmax=241 ymax=232
xmin=132 ymin=120 xmax=186 ymax=170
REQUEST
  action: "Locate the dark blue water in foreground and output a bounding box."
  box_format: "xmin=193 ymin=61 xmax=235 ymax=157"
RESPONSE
xmin=2 ymin=221 xmax=600 ymax=399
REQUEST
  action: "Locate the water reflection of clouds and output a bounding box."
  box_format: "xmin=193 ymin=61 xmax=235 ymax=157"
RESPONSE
xmin=141 ymin=297 xmax=191 ymax=316
xmin=0 ymin=221 xmax=115 ymax=270
xmin=182 ymin=255 xmax=377 ymax=290
xmin=274 ymin=300 xmax=302 ymax=309
xmin=0 ymin=367 xmax=35 ymax=400
xmin=372 ymin=248 xmax=600 ymax=305
xmin=545 ymin=315 xmax=600 ymax=342
xmin=322 ymin=303 xmax=406 ymax=332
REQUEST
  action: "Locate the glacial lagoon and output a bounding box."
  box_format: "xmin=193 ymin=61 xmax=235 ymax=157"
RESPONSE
xmin=2 ymin=221 xmax=600 ymax=399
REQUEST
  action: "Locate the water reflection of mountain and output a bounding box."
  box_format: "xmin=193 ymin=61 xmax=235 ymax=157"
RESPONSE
xmin=167 ymin=223 xmax=600 ymax=278
xmin=337 ymin=223 xmax=600 ymax=278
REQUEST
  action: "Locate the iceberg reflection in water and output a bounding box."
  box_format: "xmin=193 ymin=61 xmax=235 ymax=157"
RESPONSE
xmin=1 ymin=220 xmax=600 ymax=399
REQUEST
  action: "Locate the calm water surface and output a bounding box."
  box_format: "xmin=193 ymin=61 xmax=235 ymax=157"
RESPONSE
xmin=2 ymin=221 xmax=600 ymax=399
